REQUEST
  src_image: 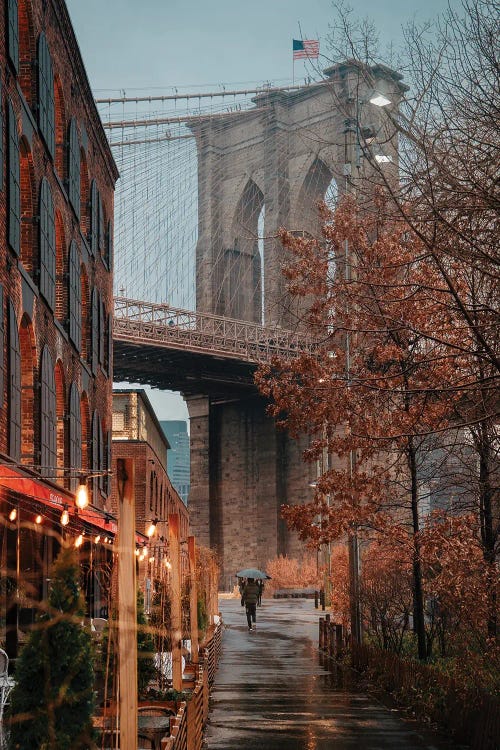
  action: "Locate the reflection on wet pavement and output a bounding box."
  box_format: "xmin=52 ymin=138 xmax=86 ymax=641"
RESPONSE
xmin=204 ymin=598 xmax=459 ymax=750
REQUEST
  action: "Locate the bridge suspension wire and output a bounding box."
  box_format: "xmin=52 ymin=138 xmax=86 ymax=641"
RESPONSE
xmin=98 ymin=75 xmax=341 ymax=321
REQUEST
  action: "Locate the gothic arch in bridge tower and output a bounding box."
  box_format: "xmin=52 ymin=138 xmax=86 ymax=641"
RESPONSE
xmin=216 ymin=178 xmax=264 ymax=322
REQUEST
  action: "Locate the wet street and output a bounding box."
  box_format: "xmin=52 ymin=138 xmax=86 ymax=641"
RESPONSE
xmin=204 ymin=598 xmax=459 ymax=750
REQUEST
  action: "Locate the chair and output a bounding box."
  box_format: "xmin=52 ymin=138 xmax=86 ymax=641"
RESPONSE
xmin=0 ymin=649 xmax=15 ymax=722
xmin=138 ymin=706 xmax=173 ymax=750
xmin=92 ymin=617 xmax=108 ymax=634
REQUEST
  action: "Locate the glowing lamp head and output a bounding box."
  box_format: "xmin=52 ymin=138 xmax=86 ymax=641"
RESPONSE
xmin=146 ymin=519 xmax=158 ymax=538
xmin=75 ymin=534 xmax=83 ymax=548
xmin=9 ymin=508 xmax=17 ymax=522
xmin=35 ymin=514 xmax=43 ymax=525
xmin=61 ymin=506 xmax=70 ymax=526
xmin=75 ymin=477 xmax=89 ymax=510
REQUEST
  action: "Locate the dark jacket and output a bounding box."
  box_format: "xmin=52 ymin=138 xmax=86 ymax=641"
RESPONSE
xmin=242 ymin=581 xmax=260 ymax=606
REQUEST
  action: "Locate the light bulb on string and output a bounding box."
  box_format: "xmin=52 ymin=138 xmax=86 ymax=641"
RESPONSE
xmin=60 ymin=505 xmax=69 ymax=526
xmin=95 ymin=535 xmax=101 ymax=544
xmin=35 ymin=514 xmax=43 ymax=525
xmin=75 ymin=476 xmax=89 ymax=510
xmin=75 ymin=534 xmax=83 ymax=548
xmin=9 ymin=508 xmax=17 ymax=522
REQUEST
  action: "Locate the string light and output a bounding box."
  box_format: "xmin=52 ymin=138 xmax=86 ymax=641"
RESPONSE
xmin=75 ymin=477 xmax=89 ymax=510
xmin=9 ymin=508 xmax=17 ymax=522
xmin=75 ymin=534 xmax=83 ymax=548
xmin=60 ymin=505 xmax=69 ymax=526
xmin=35 ymin=514 xmax=43 ymax=524
xmin=95 ymin=535 xmax=101 ymax=544
xmin=146 ymin=519 xmax=158 ymax=538
xmin=164 ymin=559 xmax=172 ymax=570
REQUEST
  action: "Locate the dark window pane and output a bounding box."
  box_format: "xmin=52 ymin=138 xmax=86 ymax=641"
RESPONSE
xmin=7 ymin=0 xmax=19 ymax=73
xmin=7 ymin=100 xmax=20 ymax=256
xmin=90 ymin=179 xmax=98 ymax=256
xmin=37 ymin=33 xmax=55 ymax=158
xmin=0 ymin=285 xmax=4 ymax=409
xmin=40 ymin=346 xmax=56 ymax=476
xmin=105 ymin=220 xmax=113 ymax=269
xmin=39 ymin=178 xmax=56 ymax=309
xmin=98 ymin=192 xmax=104 ymax=255
xmin=91 ymin=410 xmax=99 ymax=496
xmin=8 ymin=302 xmax=21 ymax=460
xmin=67 ymin=119 xmax=80 ymax=218
xmin=69 ymin=383 xmax=81 ymax=492
xmin=68 ymin=241 xmax=81 ymax=350
xmin=0 ymin=80 xmax=4 ymax=191
xmin=91 ymin=287 xmax=98 ymax=374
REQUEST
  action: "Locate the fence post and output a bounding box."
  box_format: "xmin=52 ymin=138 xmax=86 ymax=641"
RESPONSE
xmin=335 ymin=624 xmax=344 ymax=658
xmin=329 ymin=622 xmax=335 ymax=659
xmin=315 ymin=590 xmax=319 ymax=609
xmin=319 ymin=617 xmax=324 ymax=650
xmin=325 ymin=614 xmax=331 ymax=654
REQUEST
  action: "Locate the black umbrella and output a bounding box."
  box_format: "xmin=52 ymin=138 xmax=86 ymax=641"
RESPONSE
xmin=236 ymin=568 xmax=271 ymax=580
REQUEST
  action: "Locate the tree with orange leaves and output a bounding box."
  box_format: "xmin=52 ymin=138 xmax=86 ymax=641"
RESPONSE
xmin=257 ymin=195 xmax=477 ymax=660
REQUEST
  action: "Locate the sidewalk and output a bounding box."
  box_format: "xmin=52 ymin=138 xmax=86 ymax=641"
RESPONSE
xmin=204 ymin=598 xmax=462 ymax=750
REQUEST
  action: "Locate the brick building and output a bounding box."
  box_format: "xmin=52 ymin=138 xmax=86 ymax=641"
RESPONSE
xmin=0 ymin=0 xmax=118 ymax=660
xmin=111 ymin=390 xmax=190 ymax=608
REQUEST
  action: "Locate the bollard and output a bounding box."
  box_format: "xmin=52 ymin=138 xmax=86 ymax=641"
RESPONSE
xmin=320 ymin=589 xmax=325 ymax=610
xmin=335 ymin=624 xmax=344 ymax=657
xmin=324 ymin=614 xmax=331 ymax=654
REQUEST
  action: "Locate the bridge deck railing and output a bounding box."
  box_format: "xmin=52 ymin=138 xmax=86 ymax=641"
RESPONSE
xmin=113 ymin=297 xmax=320 ymax=363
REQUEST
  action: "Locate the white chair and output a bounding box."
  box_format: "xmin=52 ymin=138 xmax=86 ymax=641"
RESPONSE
xmin=0 ymin=649 xmax=15 ymax=722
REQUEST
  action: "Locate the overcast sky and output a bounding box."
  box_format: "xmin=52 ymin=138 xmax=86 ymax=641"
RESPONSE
xmin=65 ymin=0 xmax=456 ymax=422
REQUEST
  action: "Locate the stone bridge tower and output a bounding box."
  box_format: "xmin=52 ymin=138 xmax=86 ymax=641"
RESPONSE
xmin=187 ymin=63 xmax=405 ymax=588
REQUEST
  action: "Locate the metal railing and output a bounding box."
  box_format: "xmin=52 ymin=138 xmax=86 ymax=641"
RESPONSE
xmin=113 ymin=297 xmax=320 ymax=364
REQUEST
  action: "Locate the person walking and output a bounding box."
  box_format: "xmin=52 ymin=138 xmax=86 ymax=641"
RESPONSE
xmin=241 ymin=577 xmax=260 ymax=630
xmin=257 ymin=579 xmax=264 ymax=606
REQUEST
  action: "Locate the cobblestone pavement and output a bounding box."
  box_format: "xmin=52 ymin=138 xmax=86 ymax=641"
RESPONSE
xmin=204 ymin=598 xmax=461 ymax=750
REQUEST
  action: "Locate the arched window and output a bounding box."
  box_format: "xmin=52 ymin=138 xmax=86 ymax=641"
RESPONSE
xmin=99 ymin=297 xmax=105 ymax=366
xmin=68 ymin=241 xmax=81 ymax=350
xmin=40 ymin=346 xmax=56 ymax=477
xmin=7 ymin=100 xmax=20 ymax=256
xmin=89 ymin=179 xmax=98 ymax=256
xmin=39 ymin=178 xmax=56 ymax=309
xmin=54 ymin=361 xmax=65 ymax=484
xmin=37 ymin=33 xmax=55 ymax=158
xmin=67 ymin=118 xmax=80 ymax=218
xmin=7 ymin=0 xmax=19 ymax=73
xmin=257 ymin=204 xmax=265 ymax=324
xmin=98 ymin=418 xmax=104 ymax=492
xmin=8 ymin=302 xmax=21 ymax=460
xmin=69 ymin=382 xmax=81 ymax=491
xmin=91 ymin=286 xmax=99 ymax=374
xmin=104 ymin=430 xmax=111 ymax=497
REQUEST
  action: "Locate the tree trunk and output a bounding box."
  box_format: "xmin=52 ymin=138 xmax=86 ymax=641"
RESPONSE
xmin=408 ymin=440 xmax=428 ymax=660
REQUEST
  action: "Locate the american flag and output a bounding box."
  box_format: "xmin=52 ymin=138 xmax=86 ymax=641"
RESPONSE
xmin=293 ymin=39 xmax=320 ymax=60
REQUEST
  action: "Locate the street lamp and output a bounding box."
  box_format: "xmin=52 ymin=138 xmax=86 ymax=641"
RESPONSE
xmin=342 ymin=76 xmax=394 ymax=647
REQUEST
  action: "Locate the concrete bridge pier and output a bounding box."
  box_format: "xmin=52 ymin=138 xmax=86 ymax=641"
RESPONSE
xmin=186 ymin=394 xmax=313 ymax=590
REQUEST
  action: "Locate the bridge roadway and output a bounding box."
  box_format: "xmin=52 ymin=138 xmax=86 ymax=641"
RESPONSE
xmin=113 ymin=297 xmax=319 ymax=397
xmin=204 ymin=598 xmax=460 ymax=750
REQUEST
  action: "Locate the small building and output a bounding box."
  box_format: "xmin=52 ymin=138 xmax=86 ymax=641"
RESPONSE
xmin=111 ymin=390 xmax=190 ymax=608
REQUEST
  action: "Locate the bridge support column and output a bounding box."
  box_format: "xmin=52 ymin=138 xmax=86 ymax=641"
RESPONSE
xmin=186 ymin=395 xmax=211 ymax=548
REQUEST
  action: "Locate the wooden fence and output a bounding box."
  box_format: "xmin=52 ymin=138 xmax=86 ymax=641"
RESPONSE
xmin=350 ymin=642 xmax=500 ymax=750
xmin=162 ymin=621 xmax=223 ymax=750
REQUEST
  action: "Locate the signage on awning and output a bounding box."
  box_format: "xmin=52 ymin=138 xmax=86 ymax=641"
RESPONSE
xmin=0 ymin=464 xmax=146 ymax=543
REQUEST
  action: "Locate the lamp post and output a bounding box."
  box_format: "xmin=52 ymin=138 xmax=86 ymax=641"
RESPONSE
xmin=341 ymin=70 xmax=395 ymax=646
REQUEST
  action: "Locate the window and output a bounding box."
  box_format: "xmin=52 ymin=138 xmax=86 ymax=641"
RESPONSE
xmin=98 ymin=419 xmax=104 ymax=492
xmin=104 ymin=431 xmax=111 ymax=496
xmin=98 ymin=192 xmax=104 ymax=255
xmin=99 ymin=297 xmax=105 ymax=366
xmin=7 ymin=100 xmax=20 ymax=256
xmin=69 ymin=383 xmax=81 ymax=491
xmin=37 ymin=33 xmax=55 ymax=158
xmin=91 ymin=410 xmax=101 ymax=497
xmin=91 ymin=287 xmax=99 ymax=374
xmin=68 ymin=241 xmax=81 ymax=350
xmin=89 ymin=179 xmax=98 ymax=256
xmin=0 ymin=285 xmax=3 ymax=408
xmin=8 ymin=302 xmax=21 ymax=461
xmin=40 ymin=346 xmax=56 ymax=477
xmin=0 ymin=80 xmax=4 ymax=191
xmin=39 ymin=178 xmax=56 ymax=309
xmin=67 ymin=119 xmax=80 ymax=218
xmin=7 ymin=0 xmax=19 ymax=73
xmin=104 ymin=220 xmax=113 ymax=269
